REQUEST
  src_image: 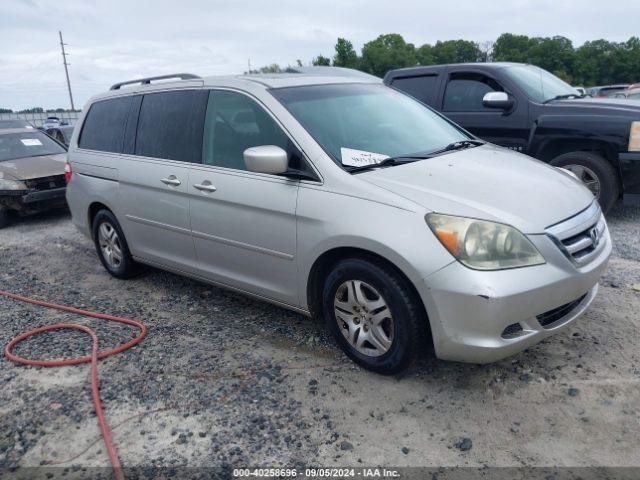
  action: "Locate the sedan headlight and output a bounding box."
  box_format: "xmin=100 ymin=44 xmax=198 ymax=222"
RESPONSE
xmin=629 ymin=121 xmax=640 ymax=152
xmin=0 ymin=178 xmax=27 ymax=191
xmin=426 ymin=213 xmax=545 ymax=270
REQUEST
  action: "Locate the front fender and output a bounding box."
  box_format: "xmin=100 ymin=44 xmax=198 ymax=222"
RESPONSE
xmin=529 ymin=114 xmax=630 ymax=160
xmin=296 ymin=186 xmax=453 ymax=308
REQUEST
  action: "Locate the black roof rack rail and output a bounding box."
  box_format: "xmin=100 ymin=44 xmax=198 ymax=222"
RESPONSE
xmin=110 ymin=73 xmax=201 ymax=90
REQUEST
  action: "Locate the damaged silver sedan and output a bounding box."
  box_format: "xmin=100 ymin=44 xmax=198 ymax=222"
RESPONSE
xmin=0 ymin=128 xmax=68 ymax=228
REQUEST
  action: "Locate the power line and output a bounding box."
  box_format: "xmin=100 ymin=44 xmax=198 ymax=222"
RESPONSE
xmin=59 ymin=30 xmax=75 ymax=111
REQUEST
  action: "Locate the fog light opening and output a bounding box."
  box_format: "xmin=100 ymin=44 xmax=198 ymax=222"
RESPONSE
xmin=501 ymin=322 xmax=524 ymax=339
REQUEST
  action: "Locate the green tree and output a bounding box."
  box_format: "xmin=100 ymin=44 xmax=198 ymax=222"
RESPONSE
xmin=493 ymin=33 xmax=538 ymax=63
xmin=431 ymin=40 xmax=481 ymax=64
xmin=574 ymin=40 xmax=622 ymax=85
xmin=312 ymin=55 xmax=331 ymax=66
xmin=333 ymin=38 xmax=359 ymax=68
xmin=259 ymin=64 xmax=282 ymax=73
xmin=618 ymin=37 xmax=640 ymax=83
xmin=0 ymin=108 xmax=13 ymax=113
xmin=360 ymin=34 xmax=417 ymax=76
xmin=527 ymin=36 xmax=576 ymax=82
xmin=18 ymin=107 xmax=44 ymax=113
xmin=416 ymin=44 xmax=434 ymax=65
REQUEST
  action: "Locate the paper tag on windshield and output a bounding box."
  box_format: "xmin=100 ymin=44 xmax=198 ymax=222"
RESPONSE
xmin=21 ymin=138 xmax=42 ymax=146
xmin=341 ymin=148 xmax=389 ymax=167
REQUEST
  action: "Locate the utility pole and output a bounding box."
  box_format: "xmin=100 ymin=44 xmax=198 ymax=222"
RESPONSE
xmin=59 ymin=30 xmax=75 ymax=111
xmin=248 ymin=58 xmax=252 ymax=73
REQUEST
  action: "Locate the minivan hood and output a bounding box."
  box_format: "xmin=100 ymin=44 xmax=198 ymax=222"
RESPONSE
xmin=0 ymin=154 xmax=66 ymax=181
xmin=360 ymin=145 xmax=594 ymax=234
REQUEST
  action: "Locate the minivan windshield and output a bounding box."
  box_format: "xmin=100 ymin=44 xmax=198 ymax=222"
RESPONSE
xmin=271 ymin=83 xmax=470 ymax=170
xmin=0 ymin=131 xmax=66 ymax=162
xmin=503 ymin=65 xmax=581 ymax=103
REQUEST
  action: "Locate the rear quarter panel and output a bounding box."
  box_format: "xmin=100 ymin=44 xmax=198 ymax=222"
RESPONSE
xmin=66 ymin=148 xmax=120 ymax=238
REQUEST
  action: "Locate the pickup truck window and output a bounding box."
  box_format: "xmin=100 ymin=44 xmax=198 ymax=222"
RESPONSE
xmin=391 ymin=75 xmax=438 ymax=105
xmin=503 ymin=65 xmax=579 ymax=103
xmin=443 ymin=74 xmax=503 ymax=112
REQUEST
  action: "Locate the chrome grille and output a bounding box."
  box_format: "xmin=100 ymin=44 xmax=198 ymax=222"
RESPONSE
xmin=546 ymin=202 xmax=607 ymax=267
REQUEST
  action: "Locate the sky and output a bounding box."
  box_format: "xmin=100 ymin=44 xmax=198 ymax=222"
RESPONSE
xmin=1 ymin=0 xmax=639 ymax=111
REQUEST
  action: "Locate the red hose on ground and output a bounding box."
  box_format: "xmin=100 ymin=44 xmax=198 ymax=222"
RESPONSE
xmin=1 ymin=290 xmax=147 ymax=480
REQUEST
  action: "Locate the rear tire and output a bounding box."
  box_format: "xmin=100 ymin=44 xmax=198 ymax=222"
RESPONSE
xmin=550 ymin=151 xmax=619 ymax=213
xmin=0 ymin=207 xmax=10 ymax=229
xmin=322 ymin=258 xmax=426 ymax=375
xmin=92 ymin=209 xmax=138 ymax=279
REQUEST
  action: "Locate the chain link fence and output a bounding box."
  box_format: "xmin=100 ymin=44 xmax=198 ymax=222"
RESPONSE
xmin=0 ymin=112 xmax=81 ymax=128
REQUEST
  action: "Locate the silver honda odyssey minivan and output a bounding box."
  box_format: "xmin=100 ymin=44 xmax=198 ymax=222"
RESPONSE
xmin=66 ymin=70 xmax=611 ymax=374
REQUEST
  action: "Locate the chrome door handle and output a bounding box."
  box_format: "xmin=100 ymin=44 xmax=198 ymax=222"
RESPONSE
xmin=194 ymin=182 xmax=217 ymax=192
xmin=161 ymin=176 xmax=181 ymax=187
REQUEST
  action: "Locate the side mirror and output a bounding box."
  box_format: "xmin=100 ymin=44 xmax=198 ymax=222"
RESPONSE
xmin=482 ymin=91 xmax=514 ymax=110
xmin=243 ymin=145 xmax=288 ymax=174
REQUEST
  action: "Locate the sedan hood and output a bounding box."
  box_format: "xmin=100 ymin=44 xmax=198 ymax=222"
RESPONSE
xmin=360 ymin=145 xmax=594 ymax=233
xmin=0 ymin=154 xmax=67 ymax=181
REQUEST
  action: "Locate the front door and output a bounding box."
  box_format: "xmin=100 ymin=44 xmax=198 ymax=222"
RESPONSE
xmin=188 ymin=89 xmax=300 ymax=305
xmin=440 ymin=70 xmax=530 ymax=154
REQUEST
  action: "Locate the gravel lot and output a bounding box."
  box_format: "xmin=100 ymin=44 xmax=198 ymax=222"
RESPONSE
xmin=0 ymin=204 xmax=638 ymax=478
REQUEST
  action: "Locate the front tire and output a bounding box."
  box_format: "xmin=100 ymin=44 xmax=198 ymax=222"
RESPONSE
xmin=322 ymin=258 xmax=426 ymax=375
xmin=92 ymin=209 xmax=138 ymax=279
xmin=551 ymin=151 xmax=619 ymax=213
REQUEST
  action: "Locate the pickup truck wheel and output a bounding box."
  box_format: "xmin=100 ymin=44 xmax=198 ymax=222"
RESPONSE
xmin=92 ymin=209 xmax=138 ymax=279
xmin=551 ymin=152 xmax=619 ymax=213
xmin=322 ymin=258 xmax=425 ymax=375
xmin=0 ymin=207 xmax=11 ymax=229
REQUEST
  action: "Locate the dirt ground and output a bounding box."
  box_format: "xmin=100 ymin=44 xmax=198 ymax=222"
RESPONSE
xmin=0 ymin=205 xmax=638 ymax=478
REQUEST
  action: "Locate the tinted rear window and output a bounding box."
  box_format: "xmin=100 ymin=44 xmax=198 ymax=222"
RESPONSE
xmin=79 ymin=96 xmax=132 ymax=152
xmin=392 ymin=75 xmax=439 ymax=105
xmin=135 ymin=90 xmax=208 ymax=163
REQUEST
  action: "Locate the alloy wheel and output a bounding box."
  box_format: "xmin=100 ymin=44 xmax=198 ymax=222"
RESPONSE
xmin=98 ymin=222 xmax=123 ymax=269
xmin=562 ymin=164 xmax=601 ymax=198
xmin=334 ymin=280 xmax=394 ymax=357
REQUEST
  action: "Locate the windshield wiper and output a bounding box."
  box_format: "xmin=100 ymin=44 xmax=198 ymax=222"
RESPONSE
xmin=346 ymin=156 xmax=425 ymax=173
xmin=423 ymin=139 xmax=485 ymax=157
xmin=346 ymin=140 xmax=485 ymax=173
xmin=543 ymin=93 xmax=587 ymax=104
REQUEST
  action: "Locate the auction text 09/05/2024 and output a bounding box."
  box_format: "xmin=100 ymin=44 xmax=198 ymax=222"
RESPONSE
xmin=233 ymin=468 xmax=401 ymax=478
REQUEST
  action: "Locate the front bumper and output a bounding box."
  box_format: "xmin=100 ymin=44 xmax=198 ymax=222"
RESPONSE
xmin=418 ymin=217 xmax=611 ymax=364
xmin=22 ymin=187 xmax=67 ymax=204
xmin=620 ymin=152 xmax=640 ymax=203
xmin=0 ymin=187 xmax=67 ymax=214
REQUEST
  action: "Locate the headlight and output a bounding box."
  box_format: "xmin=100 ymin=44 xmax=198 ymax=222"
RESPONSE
xmin=629 ymin=121 xmax=640 ymax=152
xmin=426 ymin=213 xmax=545 ymax=270
xmin=0 ymin=178 xmax=27 ymax=191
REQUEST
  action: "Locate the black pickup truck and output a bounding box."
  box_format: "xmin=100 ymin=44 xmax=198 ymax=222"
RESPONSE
xmin=384 ymin=62 xmax=640 ymax=212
